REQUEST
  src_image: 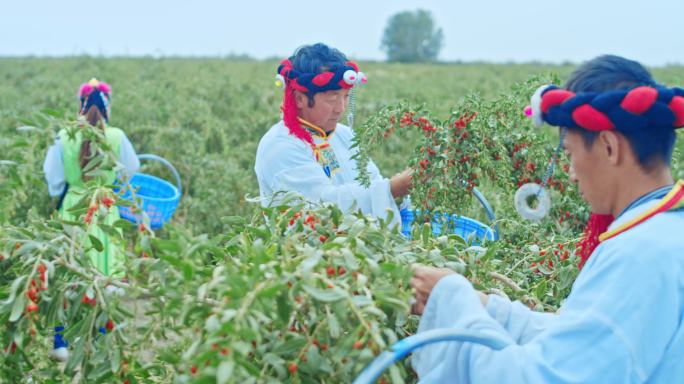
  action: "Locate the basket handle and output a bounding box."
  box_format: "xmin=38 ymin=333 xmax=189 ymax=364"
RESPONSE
xmin=471 ymin=186 xmax=499 ymax=240
xmin=137 ymin=154 xmax=182 ymax=194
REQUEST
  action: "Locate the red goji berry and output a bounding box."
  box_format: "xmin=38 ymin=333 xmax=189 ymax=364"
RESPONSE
xmin=27 ymin=289 xmax=39 ymax=303
xmin=288 ymin=362 xmax=298 ymax=374
xmin=561 ymin=250 xmax=570 ymax=261
xmin=101 ymin=196 xmax=115 ymax=208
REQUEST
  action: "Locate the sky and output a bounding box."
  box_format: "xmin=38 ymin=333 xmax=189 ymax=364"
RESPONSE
xmin=2 ymin=0 xmax=683 ymax=66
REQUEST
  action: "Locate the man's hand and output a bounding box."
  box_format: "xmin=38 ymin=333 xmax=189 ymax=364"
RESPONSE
xmin=390 ymin=168 xmax=413 ymax=198
xmin=410 ymin=265 xmax=490 ymax=315
xmin=410 ymin=265 xmax=456 ymax=315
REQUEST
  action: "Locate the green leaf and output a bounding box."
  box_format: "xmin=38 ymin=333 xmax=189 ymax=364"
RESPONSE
xmin=351 ymin=295 xmax=374 ymax=308
xmin=205 ymin=314 xmax=220 ymax=332
xmin=40 ymin=108 xmax=64 ymax=117
xmin=263 ymin=352 xmax=285 ymax=367
xmin=182 ymin=339 xmax=201 ymax=360
xmin=421 ymin=223 xmax=432 ymax=245
xmin=341 ymin=248 xmax=360 ymax=270
xmin=299 ymin=251 xmax=322 ymax=273
xmin=271 ymin=338 xmax=306 ymax=355
xmin=65 ymin=338 xmax=86 ymax=374
xmin=88 ymin=234 xmax=104 ymax=252
xmin=327 ymin=308 xmax=341 ymax=338
xmin=276 ymin=293 xmax=291 ymax=324
xmin=361 ymin=306 xmax=387 ymax=319
xmin=535 ymin=280 xmax=548 ymax=299
xmin=2 ymin=275 xmax=26 ymax=306
xmin=82 ymin=157 xmax=103 ymax=174
xmin=304 ymin=346 xmax=323 ymax=372
xmin=217 ymin=360 xmax=235 ymax=384
xmin=9 ymin=294 xmax=26 ymax=322
xmin=389 ymin=365 xmax=406 ymax=384
xmin=18 ymin=117 xmax=35 ymax=126
xmin=558 ymin=266 xmax=575 ymax=290
xmin=87 ymin=361 xmax=111 ymax=380
xmin=221 ymin=309 xmax=237 ymax=322
xmin=152 ymin=238 xmax=181 ymax=252
xmin=141 ymin=234 xmax=151 ymax=251
xmin=112 ymin=219 xmax=133 ymax=229
xmin=302 ymin=285 xmax=346 ymax=303
xmin=16 ymin=125 xmax=38 ymax=132
xmin=109 ymin=344 xmax=122 ymax=374
xmin=98 ymin=224 xmax=123 ymax=239
xmin=221 ymin=216 xmax=246 ymax=226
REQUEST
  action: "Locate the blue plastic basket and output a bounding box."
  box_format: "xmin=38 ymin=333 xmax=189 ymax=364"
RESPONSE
xmin=117 ymin=154 xmax=182 ymax=230
xmin=400 ymin=209 xmax=496 ymax=244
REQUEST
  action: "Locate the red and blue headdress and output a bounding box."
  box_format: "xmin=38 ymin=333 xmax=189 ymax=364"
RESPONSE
xmin=276 ymin=59 xmax=367 ymax=146
xmin=78 ymin=78 xmax=112 ymax=122
xmin=525 ymin=84 xmax=684 ymax=268
xmin=526 ymin=84 xmax=684 ymax=131
xmin=276 ymin=59 xmax=367 ymax=94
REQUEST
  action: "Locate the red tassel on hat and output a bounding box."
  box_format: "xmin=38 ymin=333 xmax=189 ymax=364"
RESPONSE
xmin=282 ymin=87 xmax=314 ymax=147
xmin=577 ymin=213 xmax=614 ymax=269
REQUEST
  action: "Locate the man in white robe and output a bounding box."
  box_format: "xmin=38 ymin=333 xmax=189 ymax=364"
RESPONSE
xmin=255 ymin=43 xmax=411 ymax=226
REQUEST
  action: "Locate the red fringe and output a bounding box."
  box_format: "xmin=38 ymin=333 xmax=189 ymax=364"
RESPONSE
xmin=282 ymin=87 xmax=314 ymax=147
xmin=577 ymin=213 xmax=614 ymax=269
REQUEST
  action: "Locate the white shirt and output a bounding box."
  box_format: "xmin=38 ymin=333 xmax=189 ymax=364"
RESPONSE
xmin=254 ymin=120 xmax=400 ymax=226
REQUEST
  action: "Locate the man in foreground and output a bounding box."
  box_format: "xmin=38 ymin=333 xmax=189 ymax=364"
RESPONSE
xmin=410 ymin=55 xmax=684 ymax=382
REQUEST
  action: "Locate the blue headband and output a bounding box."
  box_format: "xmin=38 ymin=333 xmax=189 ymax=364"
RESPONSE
xmin=276 ymin=59 xmax=367 ymax=94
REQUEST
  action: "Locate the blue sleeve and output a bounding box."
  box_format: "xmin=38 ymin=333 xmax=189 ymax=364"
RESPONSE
xmin=485 ymin=294 xmax=556 ymax=344
xmin=413 ymin=239 xmax=679 ymax=383
xmin=43 ymin=139 xmax=66 ymax=197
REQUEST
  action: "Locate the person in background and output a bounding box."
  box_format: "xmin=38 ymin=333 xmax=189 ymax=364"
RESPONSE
xmin=42 ymin=78 xmax=139 ymax=360
xmin=255 ymin=43 xmax=412 ymax=226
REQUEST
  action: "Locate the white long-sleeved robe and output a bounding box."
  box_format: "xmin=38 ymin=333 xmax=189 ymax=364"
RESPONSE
xmin=254 ymin=120 xmax=400 ymax=226
xmin=413 ymin=191 xmax=684 ymax=383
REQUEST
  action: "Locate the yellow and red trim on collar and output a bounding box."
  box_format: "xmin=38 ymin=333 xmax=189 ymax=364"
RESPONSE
xmin=298 ymin=117 xmax=334 ymax=140
xmin=599 ymin=180 xmax=684 ymax=242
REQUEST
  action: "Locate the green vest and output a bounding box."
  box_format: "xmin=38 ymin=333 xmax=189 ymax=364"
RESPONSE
xmin=58 ymin=127 xmax=123 ymax=189
xmin=58 ymin=126 xmax=126 ymax=276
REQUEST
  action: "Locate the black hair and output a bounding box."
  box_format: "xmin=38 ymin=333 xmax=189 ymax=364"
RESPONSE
xmin=565 ymin=55 xmax=675 ymax=169
xmin=291 ymin=43 xmax=348 ymax=107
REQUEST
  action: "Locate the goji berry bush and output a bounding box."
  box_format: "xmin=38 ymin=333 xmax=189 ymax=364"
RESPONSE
xmin=353 ymin=76 xmax=587 ymax=234
xmin=1 ymin=59 xmax=684 ymax=383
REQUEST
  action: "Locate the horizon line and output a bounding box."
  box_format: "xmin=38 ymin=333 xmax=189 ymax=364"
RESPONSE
xmin=1 ymin=54 xmax=683 ymax=68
